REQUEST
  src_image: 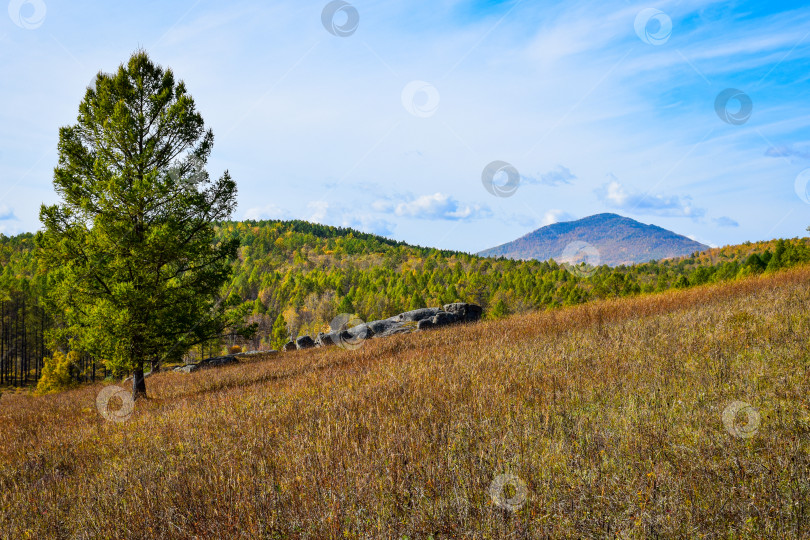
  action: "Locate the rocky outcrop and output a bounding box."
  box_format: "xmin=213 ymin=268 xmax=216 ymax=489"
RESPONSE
xmin=174 ymin=364 xmax=197 ymax=374
xmin=415 ymin=310 xmax=460 ymax=331
xmin=172 ymin=303 xmax=483 ymax=376
xmin=173 ymin=303 xmax=482 ymax=374
xmin=416 ymin=318 xmax=435 ymax=330
xmin=366 ymin=318 xmax=401 ymax=337
xmin=443 ymin=303 xmax=483 ymax=322
xmin=395 ymin=308 xmax=441 ymax=322
xmin=172 ymin=303 xmax=483 ymax=374
xmin=285 ymin=302 xmax=483 ymax=351
xmin=316 ymin=332 xmax=336 ymax=347
xmin=433 ymin=311 xmax=458 ymax=326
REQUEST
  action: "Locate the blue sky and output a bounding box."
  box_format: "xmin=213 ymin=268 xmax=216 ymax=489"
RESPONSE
xmin=1 ymin=0 xmax=809 ymax=253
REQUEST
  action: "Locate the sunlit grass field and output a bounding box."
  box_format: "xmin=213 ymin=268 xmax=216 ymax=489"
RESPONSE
xmin=2 ymin=267 xmax=809 ymax=538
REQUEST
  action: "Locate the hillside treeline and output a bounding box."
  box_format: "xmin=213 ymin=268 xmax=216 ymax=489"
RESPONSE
xmin=1 ymin=220 xmax=809 ymax=387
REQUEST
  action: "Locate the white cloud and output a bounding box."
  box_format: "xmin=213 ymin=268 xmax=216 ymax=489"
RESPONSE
xmin=0 ymin=205 xmax=17 ymax=221
xmin=371 ymin=199 xmax=394 ymax=212
xmin=303 ymin=201 xmax=396 ymax=237
xmin=394 ymin=193 xmax=490 ymax=221
xmin=687 ymin=234 xmax=718 ymax=248
xmin=524 ymin=165 xmax=576 ymax=186
xmin=307 ymin=201 xmax=329 ymax=224
xmin=542 ymin=209 xmax=576 ymax=226
xmin=540 ymin=166 xmax=576 ymax=186
xmin=595 ymin=178 xmax=706 ymax=219
xmin=343 ymin=216 xmax=395 ymax=237
xmin=713 ymin=216 xmax=739 ymax=228
xmin=243 ymin=204 xmax=291 ymax=220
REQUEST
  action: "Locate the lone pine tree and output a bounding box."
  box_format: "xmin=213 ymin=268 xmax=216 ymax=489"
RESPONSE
xmin=38 ymin=51 xmax=252 ymax=400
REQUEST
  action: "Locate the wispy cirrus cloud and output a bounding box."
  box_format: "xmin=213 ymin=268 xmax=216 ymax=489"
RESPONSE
xmin=765 ymin=145 xmax=810 ymax=160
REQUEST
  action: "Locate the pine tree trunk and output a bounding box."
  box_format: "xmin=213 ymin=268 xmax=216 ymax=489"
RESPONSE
xmin=132 ymin=367 xmax=147 ymax=400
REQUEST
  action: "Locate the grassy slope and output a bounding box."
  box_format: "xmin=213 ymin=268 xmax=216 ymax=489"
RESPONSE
xmin=2 ymin=267 xmax=810 ymax=538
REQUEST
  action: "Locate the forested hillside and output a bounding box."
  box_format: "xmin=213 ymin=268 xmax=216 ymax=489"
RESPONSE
xmin=1 ymin=220 xmax=809 ymax=387
xmin=219 ymin=220 xmax=809 ymax=344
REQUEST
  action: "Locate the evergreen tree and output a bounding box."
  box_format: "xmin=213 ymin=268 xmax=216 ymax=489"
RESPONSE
xmin=765 ymin=240 xmax=786 ymax=272
xmin=38 ymin=51 xmax=253 ymax=400
xmin=408 ymin=292 xmax=426 ymax=310
xmin=271 ymin=313 xmax=287 ymax=349
xmin=674 ymin=275 xmax=690 ymax=288
xmin=489 ymin=299 xmax=509 ymax=319
xmin=336 ymin=295 xmax=354 ymax=315
xmin=745 ymin=253 xmax=767 ymax=272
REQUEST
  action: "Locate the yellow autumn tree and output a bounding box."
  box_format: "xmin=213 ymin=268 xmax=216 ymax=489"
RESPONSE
xmin=35 ymin=351 xmax=80 ymax=394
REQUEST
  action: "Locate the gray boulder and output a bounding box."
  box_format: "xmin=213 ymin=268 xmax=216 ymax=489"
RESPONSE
xmin=432 ymin=311 xmax=458 ymax=326
xmin=282 ymin=341 xmax=297 ymax=352
xmin=346 ymin=323 xmax=370 ymax=339
xmin=233 ymin=350 xmax=277 ymax=358
xmin=417 ymin=319 xmax=435 ymax=331
xmin=374 ymin=321 xmax=415 ymax=337
xmin=443 ymin=303 xmax=483 ymax=322
xmin=396 ymin=308 xmax=441 ymax=322
xmin=296 ymin=335 xmax=316 ymax=350
xmin=316 ymin=332 xmax=336 ymax=347
xmin=416 ymin=311 xmax=457 ymax=331
xmin=174 ymin=364 xmax=197 ymax=373
xmin=367 ymin=318 xmax=400 ymax=336
xmin=198 ymin=355 xmax=239 ymax=369
xmin=173 ymin=354 xmax=239 ymax=374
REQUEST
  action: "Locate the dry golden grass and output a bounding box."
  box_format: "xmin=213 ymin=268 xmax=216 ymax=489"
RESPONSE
xmin=2 ymin=268 xmax=810 ymax=539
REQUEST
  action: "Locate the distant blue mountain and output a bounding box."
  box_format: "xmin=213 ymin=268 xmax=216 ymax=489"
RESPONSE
xmin=478 ymin=213 xmax=709 ymax=266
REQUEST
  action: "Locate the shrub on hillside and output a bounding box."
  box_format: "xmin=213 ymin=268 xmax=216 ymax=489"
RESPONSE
xmin=35 ymin=351 xmax=80 ymax=394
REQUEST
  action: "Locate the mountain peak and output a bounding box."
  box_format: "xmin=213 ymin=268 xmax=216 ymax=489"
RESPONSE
xmin=479 ymin=214 xmax=709 ymax=266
